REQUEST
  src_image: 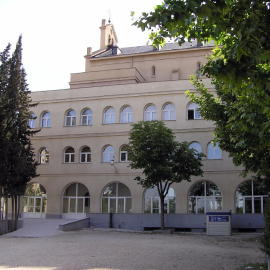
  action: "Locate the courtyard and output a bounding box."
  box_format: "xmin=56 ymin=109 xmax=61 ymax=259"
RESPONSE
xmin=0 ymin=220 xmax=266 ymax=270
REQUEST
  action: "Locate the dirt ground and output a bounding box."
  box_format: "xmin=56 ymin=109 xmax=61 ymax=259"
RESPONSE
xmin=0 ymin=229 xmax=266 ymax=270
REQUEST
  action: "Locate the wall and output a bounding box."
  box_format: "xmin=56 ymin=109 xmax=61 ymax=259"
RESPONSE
xmin=88 ymin=213 xmax=265 ymax=232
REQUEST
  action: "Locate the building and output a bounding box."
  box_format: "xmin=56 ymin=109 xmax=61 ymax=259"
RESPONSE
xmin=24 ymin=19 xmax=265 ymax=231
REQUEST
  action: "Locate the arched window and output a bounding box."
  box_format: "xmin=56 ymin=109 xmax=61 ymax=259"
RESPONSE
xmin=189 ymin=181 xmax=222 ymax=214
xmin=64 ymin=147 xmax=75 ymax=163
xmin=40 ymin=148 xmax=49 ymax=164
xmin=65 ymin=110 xmax=76 ymax=126
xmin=81 ymin=109 xmax=92 ymax=125
xmin=236 ymin=180 xmax=267 ymax=214
xmin=189 ymin=142 xmax=202 ymax=153
xmin=103 ymin=146 xmax=114 ymax=162
xmin=207 ymin=142 xmax=222 ymax=159
xmin=187 ymin=103 xmax=201 ymax=120
xmin=22 ymin=183 xmax=47 ymax=218
xmin=41 ymin=112 xmax=51 ymax=127
xmin=28 ymin=113 xmax=36 ymax=128
xmin=144 ymin=186 xmax=175 ymax=214
xmin=80 ymin=147 xmax=91 ymax=163
xmin=163 ymin=103 xmax=176 ymax=121
xmin=104 ymin=107 xmax=115 ymax=124
xmin=144 ymin=105 xmax=157 ymax=121
xmin=102 ymin=182 xmax=132 ymax=213
xmin=120 ymin=145 xmax=129 ymax=162
xmin=121 ymin=106 xmax=133 ymax=123
xmin=62 ymin=183 xmax=90 ymax=216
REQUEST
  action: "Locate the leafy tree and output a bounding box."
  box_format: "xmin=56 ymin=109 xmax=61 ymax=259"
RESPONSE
xmin=133 ymin=0 xmax=270 ymax=255
xmin=0 ymin=36 xmax=39 ymax=232
xmin=128 ymin=120 xmax=204 ymax=229
xmin=133 ymin=0 xmax=270 ymax=180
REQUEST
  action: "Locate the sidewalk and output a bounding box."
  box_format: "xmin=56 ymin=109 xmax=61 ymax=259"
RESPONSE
xmin=2 ymin=218 xmax=73 ymax=238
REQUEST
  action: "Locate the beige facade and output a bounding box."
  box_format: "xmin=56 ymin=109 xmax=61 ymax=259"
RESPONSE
xmin=24 ymin=20 xmax=265 ymax=228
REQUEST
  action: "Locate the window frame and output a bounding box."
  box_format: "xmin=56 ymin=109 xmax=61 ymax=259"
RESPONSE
xmin=28 ymin=113 xmax=36 ymax=128
xmin=65 ymin=110 xmax=76 ymax=126
xmin=189 ymin=142 xmax=202 ymax=153
xmin=120 ymin=106 xmax=133 ymax=123
xmin=104 ymin=107 xmax=116 ymax=124
xmin=41 ymin=112 xmax=51 ymax=128
xmin=39 ymin=148 xmax=49 ymax=164
xmin=62 ymin=183 xmax=90 ymax=214
xmin=103 ymin=145 xmax=114 ymax=162
xmin=144 ymin=186 xmax=175 ymax=214
xmin=187 ymin=103 xmax=201 ymax=120
xmin=162 ymin=103 xmax=176 ymax=121
xmin=81 ymin=109 xmax=92 ymax=126
xmin=120 ymin=145 xmax=129 ymax=162
xmin=64 ymin=147 xmax=75 ymax=163
xmin=80 ymin=146 xmax=91 ymax=163
xmin=101 ymin=182 xmax=132 ymax=213
xmin=144 ymin=104 xmax=157 ymax=121
xmin=188 ymin=181 xmax=223 ymax=214
xmin=235 ymin=180 xmax=267 ymax=214
xmin=207 ymin=142 xmax=222 ymax=159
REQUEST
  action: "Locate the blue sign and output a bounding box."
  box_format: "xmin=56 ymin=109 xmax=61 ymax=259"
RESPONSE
xmin=209 ymin=216 xmax=229 ymax=222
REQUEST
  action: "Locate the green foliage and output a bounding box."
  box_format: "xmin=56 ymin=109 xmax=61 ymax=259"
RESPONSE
xmin=134 ymin=0 xmax=270 ymax=182
xmin=128 ymin=120 xmax=204 ymax=189
xmin=187 ymin=77 xmax=270 ymax=180
xmin=128 ymin=120 xmax=204 ymax=228
xmin=0 ymin=36 xmax=39 ymax=198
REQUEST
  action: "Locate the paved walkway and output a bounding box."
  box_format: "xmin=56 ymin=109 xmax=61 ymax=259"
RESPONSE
xmin=2 ymin=218 xmax=74 ymax=238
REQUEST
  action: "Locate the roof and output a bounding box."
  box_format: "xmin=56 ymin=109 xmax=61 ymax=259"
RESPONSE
xmin=91 ymin=40 xmax=215 ymax=59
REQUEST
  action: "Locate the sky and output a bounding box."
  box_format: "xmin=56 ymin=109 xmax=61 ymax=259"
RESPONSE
xmin=0 ymin=0 xmax=161 ymax=91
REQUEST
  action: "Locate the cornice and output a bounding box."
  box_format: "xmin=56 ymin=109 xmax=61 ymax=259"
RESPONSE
xmin=31 ymin=127 xmax=214 ymax=140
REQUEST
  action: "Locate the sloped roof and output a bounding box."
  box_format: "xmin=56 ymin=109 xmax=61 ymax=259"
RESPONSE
xmin=91 ymin=40 xmax=215 ymax=59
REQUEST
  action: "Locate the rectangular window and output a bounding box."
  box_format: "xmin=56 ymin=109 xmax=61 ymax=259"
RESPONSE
xmin=23 ymin=197 xmax=28 ymax=213
xmin=125 ymin=198 xmax=132 ymax=213
xmin=72 ymin=117 xmax=76 ymax=126
xmin=109 ymin=198 xmax=116 ymax=213
xmin=121 ymin=114 xmax=127 ymax=123
xmin=118 ymin=198 xmax=124 ymax=213
xmin=163 ymin=111 xmax=169 ymax=120
xmin=77 ymin=198 xmax=84 ymax=213
xmin=102 ymin=198 xmax=109 ymax=213
xmin=195 ymin=109 xmax=201 ymax=119
xmin=120 ymin=152 xmax=128 ymax=162
xmin=152 ymin=198 xmax=159 ymax=213
xmin=35 ymin=198 xmax=41 ymax=213
xmin=128 ymin=113 xmax=133 ymax=123
xmin=188 ymin=110 xmax=194 ymax=119
xmin=69 ymin=198 xmax=76 ymax=213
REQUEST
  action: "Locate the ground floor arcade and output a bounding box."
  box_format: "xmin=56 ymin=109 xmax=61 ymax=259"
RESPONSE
xmin=20 ymin=172 xmax=267 ymax=228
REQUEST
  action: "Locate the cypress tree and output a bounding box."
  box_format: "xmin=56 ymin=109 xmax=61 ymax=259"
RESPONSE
xmin=0 ymin=44 xmax=11 ymax=227
xmin=0 ymin=36 xmax=39 ymax=232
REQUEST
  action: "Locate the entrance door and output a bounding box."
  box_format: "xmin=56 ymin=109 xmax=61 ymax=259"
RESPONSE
xmin=22 ymin=183 xmax=47 ymax=218
xmin=62 ymin=183 xmax=90 ymax=219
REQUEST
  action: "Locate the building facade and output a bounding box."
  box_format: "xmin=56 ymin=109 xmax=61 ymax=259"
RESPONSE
xmin=24 ymin=20 xmax=265 ymax=231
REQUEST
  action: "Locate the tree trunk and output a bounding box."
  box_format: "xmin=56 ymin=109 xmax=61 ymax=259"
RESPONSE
xmin=15 ymin=195 xmax=18 ymax=231
xmin=5 ymin=193 xmax=8 ymax=233
xmin=11 ymin=195 xmax=14 ymax=232
xmin=160 ymin=196 xmax=165 ymax=230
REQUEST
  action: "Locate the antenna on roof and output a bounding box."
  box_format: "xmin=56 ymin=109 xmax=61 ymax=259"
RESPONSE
xmin=108 ymin=9 xmax=111 ymax=24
